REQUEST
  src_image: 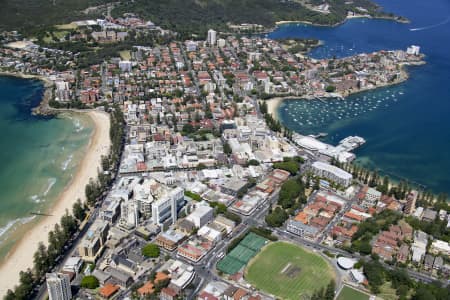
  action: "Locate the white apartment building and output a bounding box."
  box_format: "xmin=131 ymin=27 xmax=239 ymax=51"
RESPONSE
xmin=152 ymin=186 xmax=185 ymax=226
xmin=311 ymin=161 xmax=353 ymax=187
xmin=46 ymin=273 xmax=72 ymax=300
xmin=207 ymin=29 xmax=217 ymax=46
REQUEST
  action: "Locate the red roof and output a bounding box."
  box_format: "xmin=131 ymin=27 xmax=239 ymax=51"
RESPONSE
xmin=99 ymin=283 xmax=119 ymax=298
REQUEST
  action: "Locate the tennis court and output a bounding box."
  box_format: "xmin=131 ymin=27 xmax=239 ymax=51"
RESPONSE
xmin=217 ymin=232 xmax=268 ymax=274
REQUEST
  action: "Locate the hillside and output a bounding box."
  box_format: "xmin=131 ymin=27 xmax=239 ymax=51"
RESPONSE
xmin=0 ymin=0 xmax=109 ymax=30
xmin=0 ymin=0 xmax=401 ymax=36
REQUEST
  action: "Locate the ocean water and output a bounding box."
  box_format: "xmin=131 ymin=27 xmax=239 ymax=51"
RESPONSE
xmin=268 ymin=0 xmax=450 ymax=193
xmin=0 ymin=76 xmax=93 ymax=261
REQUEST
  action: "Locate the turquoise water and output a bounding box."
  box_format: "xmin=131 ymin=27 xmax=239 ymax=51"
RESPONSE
xmin=0 ymin=76 xmax=93 ymax=260
xmin=269 ymin=0 xmax=450 ymax=193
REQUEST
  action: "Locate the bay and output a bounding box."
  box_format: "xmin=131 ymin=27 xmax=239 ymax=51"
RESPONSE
xmin=268 ymin=0 xmax=450 ymax=193
xmin=0 ymin=76 xmax=93 ymax=261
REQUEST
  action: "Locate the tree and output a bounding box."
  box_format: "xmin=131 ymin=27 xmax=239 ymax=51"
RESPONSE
xmin=81 ymin=275 xmax=99 ymax=289
xmin=34 ymin=242 xmax=50 ymax=277
xmin=412 ymin=287 xmax=436 ymax=300
xmin=247 ymin=159 xmax=260 ymax=166
xmin=73 ymin=198 xmax=86 ymax=221
xmin=223 ymin=142 xmax=232 ymax=156
xmin=4 ymin=290 xmax=16 ymax=300
xmin=182 ymin=123 xmax=195 ymax=135
xmin=196 ymin=163 xmax=207 ymax=170
xmin=15 ymin=269 xmax=35 ymax=299
xmin=60 ymin=211 xmax=77 ymax=240
xmin=325 ymin=280 xmax=335 ymax=300
xmin=325 ymin=85 xmax=336 ymax=92
xmin=142 ymin=244 xmax=160 ymax=258
xmin=210 ymin=202 xmax=227 ymax=214
xmin=265 ymin=207 xmax=288 ymax=227
xmin=273 ymin=161 xmax=299 ymax=175
xmin=363 ymin=260 xmax=385 ymax=293
xmin=259 ymin=101 xmax=268 ymax=114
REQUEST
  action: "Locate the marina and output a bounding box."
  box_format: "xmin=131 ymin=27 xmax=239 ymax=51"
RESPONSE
xmin=293 ymin=132 xmax=365 ymax=163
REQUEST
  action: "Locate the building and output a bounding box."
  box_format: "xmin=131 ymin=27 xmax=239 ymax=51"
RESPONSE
xmin=46 ymin=273 xmax=72 ymax=300
xmin=407 ymin=45 xmax=420 ymax=55
xmin=207 ymin=29 xmax=217 ymax=46
xmin=106 ymin=267 xmax=133 ymax=288
xmin=186 ymin=203 xmax=214 ymax=228
xmin=364 ymin=187 xmax=381 ymax=206
xmin=62 ymin=257 xmax=83 ymax=274
xmin=350 ymin=269 xmax=366 ymax=284
xmin=286 ymin=219 xmax=319 ymax=239
xmin=311 ymin=161 xmax=353 ymax=187
xmin=152 ymin=187 xmax=185 ymax=226
xmin=99 ymin=283 xmax=120 ymax=299
xmin=119 ymin=200 xmax=139 ymax=229
xmin=164 ymin=260 xmax=195 ymax=292
xmin=118 ymin=60 xmax=132 ymax=72
xmin=155 ymin=230 xmax=186 ymax=251
xmin=430 ymin=240 xmax=450 ymax=256
xmin=219 ymin=178 xmax=248 ymax=196
xmin=78 ymin=220 xmax=109 ymax=262
xmin=404 ymin=190 xmax=418 ymax=215
xmin=212 ymin=215 xmax=236 ymax=234
xmin=424 ymin=254 xmax=434 ymax=271
xmin=422 ymin=208 xmax=437 ymax=222
xmin=411 ymin=230 xmax=428 ymax=263
xmin=102 ymin=199 xmax=121 ymax=223
xmin=161 ymin=287 xmax=179 ymax=300
xmin=337 ymin=257 xmax=356 ymax=270
xmin=177 ymin=238 xmax=213 ymax=262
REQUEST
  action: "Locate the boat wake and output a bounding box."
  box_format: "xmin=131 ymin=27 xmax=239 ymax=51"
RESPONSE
xmin=410 ymin=15 xmax=450 ymax=31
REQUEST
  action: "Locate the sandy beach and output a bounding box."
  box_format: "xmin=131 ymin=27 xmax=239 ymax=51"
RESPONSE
xmin=265 ymin=96 xmax=300 ymax=120
xmin=0 ymin=110 xmax=111 ymax=297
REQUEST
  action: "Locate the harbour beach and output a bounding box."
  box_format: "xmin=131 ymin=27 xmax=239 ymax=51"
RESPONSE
xmin=0 ymin=109 xmax=111 ymax=297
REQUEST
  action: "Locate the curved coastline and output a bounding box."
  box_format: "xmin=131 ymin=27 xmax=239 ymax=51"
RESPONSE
xmin=274 ymin=14 xmax=410 ymax=29
xmin=264 ymin=63 xmax=424 ymax=121
xmin=0 ymin=74 xmax=111 ymax=296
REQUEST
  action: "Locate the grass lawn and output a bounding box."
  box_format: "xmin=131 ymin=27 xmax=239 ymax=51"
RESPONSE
xmin=245 ymin=242 xmax=335 ymax=300
xmin=337 ymin=285 xmax=370 ymax=300
xmin=120 ymin=50 xmax=131 ymax=60
xmin=376 ymin=282 xmax=399 ymax=300
xmin=55 ymin=23 xmax=77 ymax=30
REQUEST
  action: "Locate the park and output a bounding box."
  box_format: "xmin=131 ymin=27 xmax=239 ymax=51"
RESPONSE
xmin=245 ymin=242 xmax=336 ymax=299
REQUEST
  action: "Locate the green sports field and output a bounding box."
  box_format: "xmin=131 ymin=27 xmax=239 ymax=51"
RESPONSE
xmin=337 ymin=285 xmax=370 ymax=300
xmin=245 ymin=242 xmax=335 ymax=300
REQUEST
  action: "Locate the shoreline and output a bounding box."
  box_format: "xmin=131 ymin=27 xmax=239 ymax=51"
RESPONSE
xmin=274 ymin=14 xmax=410 ymax=28
xmin=0 ymin=108 xmax=111 ymax=297
xmin=263 ymin=64 xmax=423 ymax=120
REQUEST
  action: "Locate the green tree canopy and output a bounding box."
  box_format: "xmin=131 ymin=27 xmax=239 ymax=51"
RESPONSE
xmin=142 ymin=243 xmax=161 ymax=258
xmin=80 ymin=275 xmax=99 ymax=289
